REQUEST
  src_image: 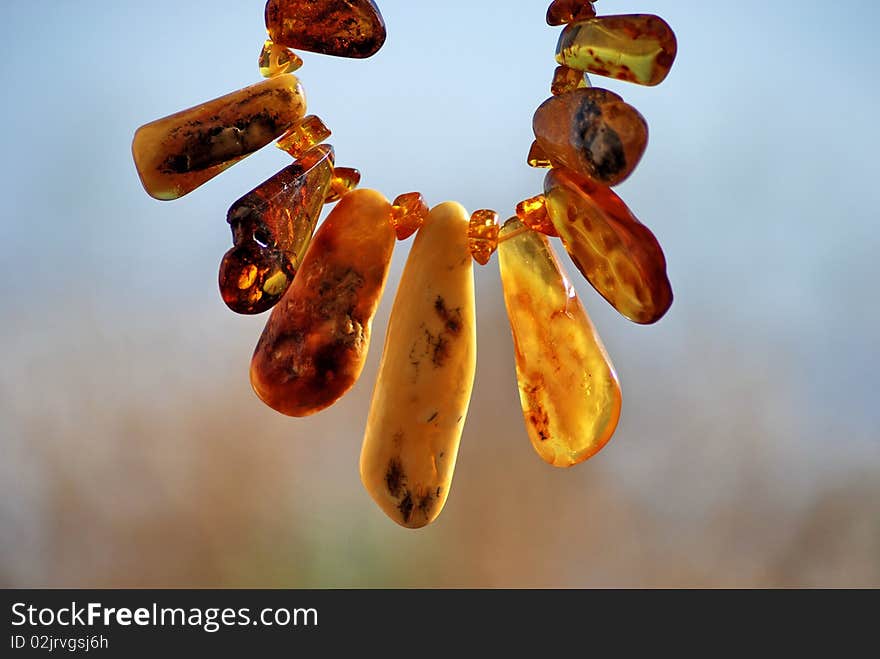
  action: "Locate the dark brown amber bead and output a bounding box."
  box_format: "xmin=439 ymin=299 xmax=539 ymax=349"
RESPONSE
xmin=390 ymin=192 xmax=429 ymax=240
xmin=533 ymin=88 xmax=648 ymax=187
xmin=547 ymin=0 xmax=596 ymax=27
xmin=551 ymin=65 xmax=587 ymax=95
xmin=544 ymin=167 xmax=672 ymax=324
xmin=527 ymin=141 xmax=552 ymax=169
xmin=324 ymin=167 xmax=361 ymax=203
xmin=516 ymin=195 xmax=558 ymax=237
xmin=265 ymin=0 xmax=387 ymax=58
xmin=219 ymin=145 xmax=334 ymax=314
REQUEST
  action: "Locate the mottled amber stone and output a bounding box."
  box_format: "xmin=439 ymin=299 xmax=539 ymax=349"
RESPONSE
xmin=251 ymin=189 xmax=395 ymax=416
xmin=527 ymin=141 xmax=552 ymax=169
xmin=390 ymin=192 xmax=429 ymax=240
xmin=219 ymin=145 xmax=334 ymax=314
xmin=556 ymin=15 xmax=677 ymax=86
xmin=533 ymin=87 xmax=648 ymax=186
xmin=361 ymin=202 xmax=476 ymax=529
xmin=276 ymin=115 xmax=332 ymax=159
xmin=259 ymin=39 xmax=303 ymax=77
xmin=546 ymin=0 xmax=596 ymax=26
xmin=468 ymin=210 xmax=500 ymax=266
xmin=498 ymin=218 xmax=621 ymax=467
xmin=132 ymin=75 xmax=306 ymax=200
xmin=265 ymin=0 xmax=386 ymax=58
xmin=515 ymin=195 xmax=558 ymax=237
xmin=551 ymin=65 xmax=588 ymax=95
xmin=324 ymin=167 xmax=361 ymax=203
xmin=544 ymin=167 xmax=672 ymax=324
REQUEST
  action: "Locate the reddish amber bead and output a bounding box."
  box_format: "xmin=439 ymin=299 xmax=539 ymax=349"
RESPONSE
xmin=551 ymin=65 xmax=587 ymax=95
xmin=547 ymin=0 xmax=596 ymax=27
xmin=265 ymin=0 xmax=386 ymax=58
xmin=258 ymin=39 xmax=303 ymax=77
xmin=527 ymin=141 xmax=552 ymax=169
xmin=390 ymin=192 xmax=429 ymax=240
xmin=468 ymin=210 xmax=500 ymax=266
xmin=276 ymin=115 xmax=332 ymax=159
xmin=324 ymin=167 xmax=361 ymax=203
xmin=515 ymin=195 xmax=558 ymax=237
xmin=544 ymin=167 xmax=672 ymax=324
xmin=533 ymin=87 xmax=648 ymax=187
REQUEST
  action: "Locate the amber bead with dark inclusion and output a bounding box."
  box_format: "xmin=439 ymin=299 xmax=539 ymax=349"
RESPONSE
xmin=547 ymin=0 xmax=596 ymax=27
xmin=468 ymin=210 xmax=500 ymax=266
xmin=556 ymin=15 xmax=677 ymax=87
xmin=276 ymin=115 xmax=332 ymax=159
xmin=251 ymin=189 xmax=395 ymax=417
xmin=390 ymin=192 xmax=429 ymax=240
xmin=259 ymin=39 xmax=303 ymax=77
xmin=324 ymin=167 xmax=361 ymax=203
xmin=265 ymin=0 xmax=386 ymax=58
xmin=551 ymin=65 xmax=587 ymax=95
xmin=527 ymin=141 xmax=552 ymax=169
xmin=544 ymin=167 xmax=672 ymax=324
xmin=132 ymin=75 xmax=306 ymax=200
xmin=516 ymin=195 xmax=558 ymax=237
xmin=219 ymin=145 xmax=334 ymax=314
xmin=533 ymin=88 xmax=648 ymax=187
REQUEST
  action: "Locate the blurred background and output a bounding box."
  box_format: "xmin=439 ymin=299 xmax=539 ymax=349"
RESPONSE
xmin=1 ymin=0 xmax=878 ymax=587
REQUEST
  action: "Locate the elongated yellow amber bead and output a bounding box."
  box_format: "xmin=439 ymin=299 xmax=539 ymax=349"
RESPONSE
xmin=360 ymin=202 xmax=476 ymax=529
xmin=498 ymin=219 xmax=621 ymax=467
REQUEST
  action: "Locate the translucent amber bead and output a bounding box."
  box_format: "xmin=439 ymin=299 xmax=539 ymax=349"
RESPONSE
xmin=498 ymin=218 xmax=621 ymax=467
xmin=265 ymin=0 xmax=386 ymax=58
xmin=390 ymin=192 xmax=429 ymax=240
xmin=132 ymin=75 xmax=306 ymax=200
xmin=468 ymin=210 xmax=500 ymax=265
xmin=547 ymin=0 xmax=596 ymax=26
xmin=551 ymin=65 xmax=588 ymax=95
xmin=515 ymin=195 xmax=558 ymax=237
xmin=219 ymin=145 xmax=334 ymax=314
xmin=544 ymin=167 xmax=672 ymax=324
xmin=258 ymin=39 xmax=303 ymax=77
xmin=251 ymin=190 xmax=395 ymax=417
xmin=276 ymin=115 xmax=332 ymax=159
xmin=556 ymin=15 xmax=677 ymax=87
xmin=527 ymin=141 xmax=552 ymax=169
xmin=324 ymin=167 xmax=361 ymax=203
xmin=361 ymin=202 xmax=476 ymax=529
xmin=533 ymin=88 xmax=648 ymax=187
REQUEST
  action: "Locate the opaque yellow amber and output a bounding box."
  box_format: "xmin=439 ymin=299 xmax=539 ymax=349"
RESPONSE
xmin=324 ymin=167 xmax=361 ymax=203
xmin=546 ymin=0 xmax=597 ymax=26
xmin=361 ymin=202 xmax=476 ymax=528
xmin=556 ymin=14 xmax=677 ymax=87
xmin=467 ymin=209 xmax=500 ymax=265
xmin=132 ymin=75 xmax=306 ymax=200
xmin=498 ymin=219 xmax=621 ymax=467
xmin=390 ymin=192 xmax=429 ymax=240
xmin=276 ymin=115 xmax=331 ymax=159
xmin=259 ymin=39 xmax=303 ymax=77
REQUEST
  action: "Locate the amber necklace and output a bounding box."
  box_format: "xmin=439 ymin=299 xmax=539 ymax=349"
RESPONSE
xmin=131 ymin=0 xmax=678 ymax=529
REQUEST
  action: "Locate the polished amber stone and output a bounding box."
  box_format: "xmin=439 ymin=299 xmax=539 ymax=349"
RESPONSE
xmin=544 ymin=167 xmax=672 ymax=324
xmin=551 ymin=65 xmax=588 ymax=95
xmin=468 ymin=209 xmax=500 ymax=265
xmin=258 ymin=39 xmax=303 ymax=77
xmin=265 ymin=0 xmax=386 ymax=58
xmin=390 ymin=192 xmax=429 ymax=240
xmin=527 ymin=140 xmax=552 ymax=169
xmin=515 ymin=195 xmax=558 ymax=237
xmin=276 ymin=115 xmax=332 ymax=159
xmin=251 ymin=189 xmax=395 ymax=416
xmin=219 ymin=145 xmax=334 ymax=314
xmin=361 ymin=202 xmax=476 ymax=528
xmin=533 ymin=87 xmax=648 ymax=186
xmin=132 ymin=75 xmax=306 ymax=200
xmin=546 ymin=0 xmax=596 ymax=26
xmin=556 ymin=15 xmax=677 ymax=86
xmin=324 ymin=166 xmax=361 ymax=203
xmin=498 ymin=218 xmax=621 ymax=467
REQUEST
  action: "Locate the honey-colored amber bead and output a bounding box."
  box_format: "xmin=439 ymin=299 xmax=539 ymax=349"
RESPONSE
xmin=546 ymin=0 xmax=596 ymax=26
xmin=265 ymin=0 xmax=386 ymax=58
xmin=390 ymin=192 xmax=429 ymax=240
xmin=468 ymin=210 xmax=500 ymax=266
xmin=515 ymin=195 xmax=558 ymax=237
xmin=533 ymin=87 xmax=648 ymax=187
xmin=556 ymin=15 xmax=677 ymax=87
xmin=361 ymin=202 xmax=476 ymax=529
xmin=132 ymin=75 xmax=306 ymax=200
xmin=551 ymin=65 xmax=588 ymax=95
xmin=219 ymin=145 xmax=334 ymax=314
xmin=498 ymin=218 xmax=621 ymax=467
xmin=544 ymin=167 xmax=672 ymax=324
xmin=276 ymin=115 xmax=332 ymax=159
xmin=527 ymin=140 xmax=552 ymax=169
xmin=258 ymin=39 xmax=303 ymax=77
xmin=251 ymin=189 xmax=395 ymax=416
xmin=324 ymin=167 xmax=361 ymax=203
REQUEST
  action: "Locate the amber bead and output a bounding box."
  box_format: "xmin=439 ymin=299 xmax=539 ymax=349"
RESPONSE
xmin=219 ymin=145 xmax=334 ymax=315
xmin=498 ymin=218 xmax=621 ymax=467
xmin=551 ymin=65 xmax=588 ymax=96
xmin=265 ymin=0 xmax=386 ymax=58
xmin=258 ymin=39 xmax=303 ymax=77
xmin=390 ymin=192 xmax=429 ymax=240
xmin=324 ymin=167 xmax=361 ymax=203
xmin=556 ymin=15 xmax=677 ymax=87
xmin=251 ymin=189 xmax=395 ymax=417
xmin=544 ymin=167 xmax=672 ymax=324
xmin=533 ymin=87 xmax=648 ymax=187
xmin=546 ymin=0 xmax=596 ymax=26
xmin=527 ymin=141 xmax=552 ymax=169
xmin=468 ymin=210 xmax=500 ymax=266
xmin=132 ymin=75 xmax=306 ymax=200
xmin=276 ymin=115 xmax=332 ymax=159
xmin=515 ymin=195 xmax=558 ymax=237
